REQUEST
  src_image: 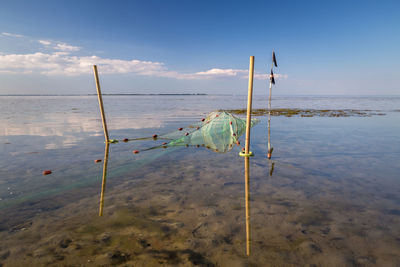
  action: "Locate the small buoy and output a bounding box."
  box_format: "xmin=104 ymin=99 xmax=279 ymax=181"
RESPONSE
xmin=201 ymin=118 xmax=205 ymax=122
xmin=236 ymin=141 xmax=240 ymax=146
xmin=230 ymin=121 xmax=232 ymax=125
xmin=185 ymin=132 xmax=189 ymax=136
xmin=133 ymin=150 xmax=140 ymax=154
xmin=178 ymin=128 xmax=183 ymax=131
xmin=232 ymin=133 xmax=236 ymax=136
xmin=153 ymin=134 xmax=158 ymax=139
xmin=94 ymin=159 xmax=102 ymax=163
xmin=123 ymin=138 xmax=129 ymax=142
xmin=162 ymin=142 xmax=167 ymax=145
xmin=43 ymin=170 xmax=52 ymax=175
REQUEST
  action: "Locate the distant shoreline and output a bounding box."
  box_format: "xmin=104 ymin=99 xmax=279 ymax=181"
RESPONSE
xmin=0 ymin=94 xmax=399 ymax=97
xmin=0 ymin=93 xmax=208 ymax=96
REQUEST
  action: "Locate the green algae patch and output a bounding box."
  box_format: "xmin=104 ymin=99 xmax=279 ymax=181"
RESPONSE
xmin=223 ymin=108 xmax=386 ymax=117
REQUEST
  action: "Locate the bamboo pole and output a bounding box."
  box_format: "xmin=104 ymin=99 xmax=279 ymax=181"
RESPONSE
xmin=243 ymin=56 xmax=255 ymax=256
xmin=245 ymin=156 xmax=251 ymax=256
xmin=245 ymin=56 xmax=255 ymax=154
xmin=99 ymin=142 xmax=110 ymax=216
xmin=93 ymin=65 xmax=110 ymax=143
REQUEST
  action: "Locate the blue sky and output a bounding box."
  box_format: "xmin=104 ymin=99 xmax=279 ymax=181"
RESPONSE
xmin=0 ymin=0 xmax=399 ymax=95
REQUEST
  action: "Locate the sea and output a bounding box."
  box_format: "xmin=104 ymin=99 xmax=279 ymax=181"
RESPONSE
xmin=0 ymin=95 xmax=399 ymax=266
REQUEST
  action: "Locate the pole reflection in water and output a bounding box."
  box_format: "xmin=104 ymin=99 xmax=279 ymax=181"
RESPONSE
xmin=99 ymin=142 xmax=110 ymax=216
xmin=267 ymin=111 xmax=276 ymax=177
xmin=267 ymin=111 xmax=272 ymax=159
xmin=244 ymin=156 xmax=251 ymax=256
xmin=96 ymin=137 xmax=254 ymax=255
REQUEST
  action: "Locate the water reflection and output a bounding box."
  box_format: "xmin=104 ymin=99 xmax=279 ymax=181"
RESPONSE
xmin=99 ymin=142 xmax=110 ymax=216
xmin=267 ymin=111 xmax=276 ymax=177
xmin=0 ymin=108 xmax=164 ymax=150
xmin=244 ymin=156 xmax=251 ymax=256
xmin=98 ymin=139 xmax=254 ymax=256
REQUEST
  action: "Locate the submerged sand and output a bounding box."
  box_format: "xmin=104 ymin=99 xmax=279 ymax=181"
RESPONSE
xmin=1 ymin=147 xmax=399 ymax=266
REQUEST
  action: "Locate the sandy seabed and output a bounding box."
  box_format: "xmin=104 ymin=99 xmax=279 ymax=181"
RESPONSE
xmin=1 ymin=146 xmax=400 ymax=267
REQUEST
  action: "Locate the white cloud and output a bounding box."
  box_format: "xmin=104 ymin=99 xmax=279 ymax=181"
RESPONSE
xmin=1 ymin=32 xmax=24 ymax=38
xmin=194 ymin=68 xmax=248 ymax=78
xmin=38 ymin=40 xmax=52 ymax=46
xmin=0 ymin=39 xmax=287 ymax=80
xmin=54 ymin=43 xmax=81 ymax=52
xmin=254 ymin=73 xmax=288 ymax=80
xmin=0 ymin=52 xmax=167 ymax=76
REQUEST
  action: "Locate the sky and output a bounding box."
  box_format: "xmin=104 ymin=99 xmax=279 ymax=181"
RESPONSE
xmin=0 ymin=0 xmax=399 ymax=95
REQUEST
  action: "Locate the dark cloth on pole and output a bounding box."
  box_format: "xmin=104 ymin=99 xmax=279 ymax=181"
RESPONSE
xmin=270 ymin=69 xmax=275 ymax=84
xmin=272 ymin=52 xmax=278 ymax=67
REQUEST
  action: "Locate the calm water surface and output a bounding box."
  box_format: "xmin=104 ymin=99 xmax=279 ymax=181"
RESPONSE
xmin=0 ymin=95 xmax=399 ymax=266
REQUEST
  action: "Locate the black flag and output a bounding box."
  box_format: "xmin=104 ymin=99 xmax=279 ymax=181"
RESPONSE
xmin=272 ymin=51 xmax=278 ymax=67
xmin=270 ymin=69 xmax=275 ymax=85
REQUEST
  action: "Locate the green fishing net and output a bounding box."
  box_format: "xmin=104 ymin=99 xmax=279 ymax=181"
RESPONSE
xmin=144 ymin=111 xmax=259 ymax=153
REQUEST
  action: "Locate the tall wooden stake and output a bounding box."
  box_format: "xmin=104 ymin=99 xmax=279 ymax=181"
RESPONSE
xmin=244 ymin=56 xmax=254 ymax=256
xmin=93 ymin=65 xmax=110 ymax=143
xmin=245 ymin=56 xmax=255 ymax=154
xmin=99 ymin=142 xmax=110 ymax=216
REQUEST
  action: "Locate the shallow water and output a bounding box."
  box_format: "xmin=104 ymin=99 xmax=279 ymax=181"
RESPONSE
xmin=0 ymin=95 xmax=400 ymax=266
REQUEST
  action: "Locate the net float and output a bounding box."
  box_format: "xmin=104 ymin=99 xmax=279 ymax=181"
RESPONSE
xmin=133 ymin=150 xmax=140 ymax=154
xmin=43 ymin=170 xmax=52 ymax=175
xmin=162 ymin=142 xmax=167 ymax=145
xmin=178 ymin=128 xmax=183 ymax=131
xmin=152 ymin=134 xmax=158 ymax=139
xmin=123 ymin=138 xmax=129 ymax=142
xmin=94 ymin=159 xmax=102 ymax=163
xmin=185 ymin=132 xmax=189 ymax=136
xmin=201 ymin=118 xmax=205 ymax=122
